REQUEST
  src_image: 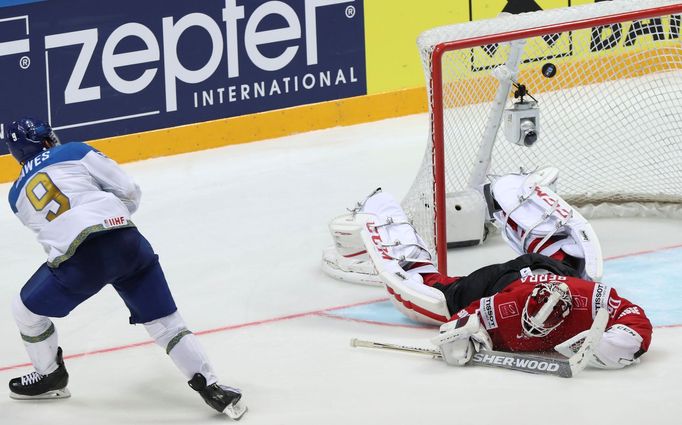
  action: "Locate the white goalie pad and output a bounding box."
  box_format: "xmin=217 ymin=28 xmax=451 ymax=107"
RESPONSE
xmin=321 ymin=211 xmax=383 ymax=286
xmin=360 ymin=190 xmax=435 ymax=268
xmin=321 ymin=240 xmax=383 ymax=287
xmin=321 ymin=189 xmax=437 ymax=286
xmin=489 ymin=169 xmax=604 ymax=281
xmin=359 ymin=226 xmax=450 ymax=325
xmin=344 ymin=204 xmax=450 ymax=325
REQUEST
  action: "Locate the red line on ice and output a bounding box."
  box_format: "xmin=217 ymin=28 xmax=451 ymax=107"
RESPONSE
xmin=0 ymin=297 xmax=389 ymax=373
xmin=2 ymin=244 xmax=682 ymax=373
xmin=604 ymin=243 xmax=682 ymax=261
xmin=314 ymin=311 xmax=433 ymax=329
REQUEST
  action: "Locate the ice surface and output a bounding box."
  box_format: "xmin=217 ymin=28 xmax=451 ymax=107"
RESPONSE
xmin=1 ymin=114 xmax=680 ymax=425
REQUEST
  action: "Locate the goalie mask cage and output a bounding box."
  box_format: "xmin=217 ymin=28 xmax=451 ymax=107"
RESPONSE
xmin=402 ymin=0 xmax=682 ymax=273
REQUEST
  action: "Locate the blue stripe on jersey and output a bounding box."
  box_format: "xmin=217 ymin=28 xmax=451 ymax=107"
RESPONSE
xmin=8 ymin=142 xmax=96 ymax=213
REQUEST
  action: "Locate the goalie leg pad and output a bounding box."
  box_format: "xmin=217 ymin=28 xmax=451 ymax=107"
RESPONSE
xmin=322 ymin=189 xmax=437 ymax=285
xmin=360 ymin=190 xmax=434 ymax=266
xmin=380 ymin=270 xmax=451 ymax=325
xmin=322 ymin=213 xmax=384 ymax=286
xmin=327 ymin=212 xmax=375 ymax=258
xmin=360 ymin=225 xmax=449 ymax=325
xmin=489 ymin=169 xmax=603 ymax=281
xmin=321 ymin=246 xmax=383 ymax=286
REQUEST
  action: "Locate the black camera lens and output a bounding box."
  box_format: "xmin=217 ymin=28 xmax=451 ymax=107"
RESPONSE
xmin=524 ymin=131 xmax=537 ymax=146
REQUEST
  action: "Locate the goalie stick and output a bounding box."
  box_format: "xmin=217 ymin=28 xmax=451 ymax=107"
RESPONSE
xmin=350 ymin=308 xmax=608 ymax=378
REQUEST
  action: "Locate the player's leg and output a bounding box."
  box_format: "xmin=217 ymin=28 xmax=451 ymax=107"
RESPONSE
xmin=111 ymin=229 xmax=246 ymax=419
xmin=11 ymin=247 xmax=124 ymax=399
xmin=10 ymin=235 xmax=130 ymax=399
xmin=354 ymin=205 xmax=451 ymax=324
xmin=9 ymin=263 xmax=90 ymax=399
xmin=486 ymin=168 xmax=603 ymax=281
xmin=322 ymin=188 xmax=438 ymax=286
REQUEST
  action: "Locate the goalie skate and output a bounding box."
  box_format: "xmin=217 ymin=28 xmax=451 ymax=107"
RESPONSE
xmin=9 ymin=347 xmax=70 ymax=400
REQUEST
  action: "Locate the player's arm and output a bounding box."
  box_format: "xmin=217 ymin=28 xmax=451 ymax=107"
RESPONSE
xmin=81 ymin=148 xmax=141 ymax=214
xmin=556 ymin=286 xmax=652 ymax=369
xmin=595 ymin=287 xmax=652 ymax=368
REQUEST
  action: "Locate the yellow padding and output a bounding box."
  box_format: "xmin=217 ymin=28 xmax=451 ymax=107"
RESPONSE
xmin=1 ymin=88 xmax=426 ymax=184
xmin=443 ymin=48 xmax=679 ymax=108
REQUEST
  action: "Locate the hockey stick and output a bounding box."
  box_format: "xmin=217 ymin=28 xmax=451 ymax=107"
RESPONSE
xmin=350 ymin=308 xmax=608 ymax=378
xmin=350 ymin=338 xmax=575 ymax=377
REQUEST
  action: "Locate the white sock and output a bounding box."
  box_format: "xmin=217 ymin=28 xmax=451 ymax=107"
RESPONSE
xmin=144 ymin=311 xmax=218 ymax=385
xmin=168 ymin=333 xmax=218 ymax=385
xmin=11 ymin=295 xmax=59 ymax=375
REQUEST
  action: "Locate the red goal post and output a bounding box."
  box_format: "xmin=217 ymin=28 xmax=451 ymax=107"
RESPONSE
xmin=402 ymin=0 xmax=682 ymax=274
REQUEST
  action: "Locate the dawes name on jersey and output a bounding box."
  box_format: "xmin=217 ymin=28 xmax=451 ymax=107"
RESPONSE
xmin=9 ymin=143 xmax=141 ymax=267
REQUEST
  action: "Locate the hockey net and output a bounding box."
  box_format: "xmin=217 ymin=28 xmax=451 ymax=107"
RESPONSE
xmin=402 ymin=0 xmax=682 ymax=272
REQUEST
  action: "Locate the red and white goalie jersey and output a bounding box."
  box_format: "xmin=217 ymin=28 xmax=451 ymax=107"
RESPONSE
xmin=455 ymin=274 xmax=652 ymax=355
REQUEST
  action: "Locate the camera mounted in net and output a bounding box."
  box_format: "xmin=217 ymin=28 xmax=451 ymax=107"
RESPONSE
xmin=503 ymin=84 xmax=540 ymax=147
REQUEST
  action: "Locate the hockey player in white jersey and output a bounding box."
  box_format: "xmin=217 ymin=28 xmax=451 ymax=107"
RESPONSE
xmin=4 ymin=118 xmax=246 ymax=419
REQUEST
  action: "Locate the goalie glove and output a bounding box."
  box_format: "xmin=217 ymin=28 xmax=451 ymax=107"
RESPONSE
xmin=430 ymin=314 xmax=493 ymax=366
xmin=555 ymin=324 xmax=643 ymax=369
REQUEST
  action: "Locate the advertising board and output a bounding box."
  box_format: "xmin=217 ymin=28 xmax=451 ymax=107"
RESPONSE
xmin=0 ymin=0 xmax=366 ymax=155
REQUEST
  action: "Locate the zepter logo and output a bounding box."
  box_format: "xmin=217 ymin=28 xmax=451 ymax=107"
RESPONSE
xmin=42 ymin=0 xmax=357 ymax=112
xmin=0 ymin=0 xmax=363 ymax=145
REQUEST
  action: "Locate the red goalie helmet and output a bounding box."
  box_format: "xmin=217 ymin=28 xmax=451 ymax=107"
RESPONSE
xmin=522 ymin=281 xmax=573 ymax=337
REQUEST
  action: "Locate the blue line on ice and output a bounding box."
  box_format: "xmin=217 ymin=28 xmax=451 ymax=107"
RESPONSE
xmin=329 ymin=247 xmax=682 ymax=327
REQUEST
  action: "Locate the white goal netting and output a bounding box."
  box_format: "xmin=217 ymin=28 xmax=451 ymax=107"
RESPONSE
xmin=402 ymin=0 xmax=682 ymax=269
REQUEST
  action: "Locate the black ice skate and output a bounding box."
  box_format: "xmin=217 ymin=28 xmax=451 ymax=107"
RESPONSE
xmin=188 ymin=373 xmax=247 ymax=420
xmin=9 ymin=347 xmax=70 ymax=400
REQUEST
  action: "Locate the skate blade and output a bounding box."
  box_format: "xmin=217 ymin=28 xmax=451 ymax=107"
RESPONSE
xmin=224 ymin=399 xmax=247 ymax=420
xmin=10 ymin=387 xmax=71 ymax=400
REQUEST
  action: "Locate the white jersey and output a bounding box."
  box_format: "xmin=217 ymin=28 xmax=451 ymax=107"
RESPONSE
xmin=8 ymin=142 xmax=141 ymax=267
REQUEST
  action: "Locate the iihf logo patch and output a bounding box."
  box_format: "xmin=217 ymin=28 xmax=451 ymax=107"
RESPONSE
xmin=103 ymin=216 xmax=128 ymax=228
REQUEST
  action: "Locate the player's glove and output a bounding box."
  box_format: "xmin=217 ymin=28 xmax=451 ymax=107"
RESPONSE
xmin=555 ymin=324 xmax=643 ymax=369
xmin=430 ymin=314 xmax=492 ymax=366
